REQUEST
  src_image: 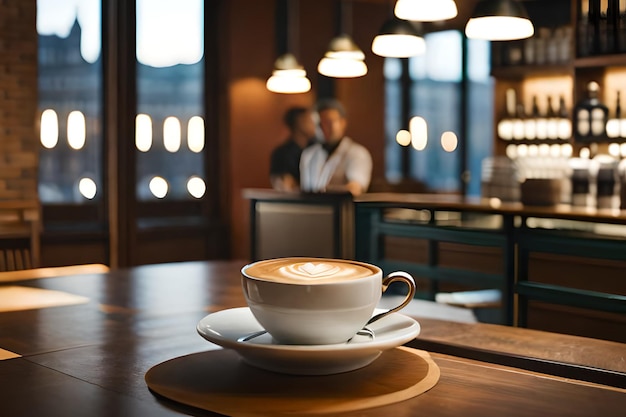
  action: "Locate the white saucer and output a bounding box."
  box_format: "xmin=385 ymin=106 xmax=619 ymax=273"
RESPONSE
xmin=196 ymin=307 xmax=420 ymax=375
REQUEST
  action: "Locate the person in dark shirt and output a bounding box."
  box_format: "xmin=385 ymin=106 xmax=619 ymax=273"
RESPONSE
xmin=269 ymin=106 xmax=317 ymax=191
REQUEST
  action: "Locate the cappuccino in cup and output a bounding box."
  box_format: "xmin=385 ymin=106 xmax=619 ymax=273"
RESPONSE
xmin=242 ymin=257 xmax=416 ymax=345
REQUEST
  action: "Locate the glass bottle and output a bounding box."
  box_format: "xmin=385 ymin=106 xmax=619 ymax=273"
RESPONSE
xmin=578 ymin=0 xmax=591 ymax=56
xmin=606 ymin=91 xmax=621 ymax=138
xmin=590 ymin=0 xmax=602 ymax=54
xmin=513 ymin=103 xmax=526 ymax=141
xmin=535 ymin=96 xmax=548 ymax=140
xmin=574 ymin=81 xmax=609 ymax=141
xmin=497 ymin=88 xmax=516 ymax=140
xmin=524 ymin=96 xmax=538 ymax=140
xmin=546 ymin=96 xmax=559 ymax=140
xmin=557 ymin=95 xmax=573 ymax=140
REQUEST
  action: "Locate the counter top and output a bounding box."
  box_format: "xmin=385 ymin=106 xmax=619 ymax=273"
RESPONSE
xmin=243 ymin=189 xmax=626 ymax=224
xmin=355 ymin=192 xmax=626 ymax=224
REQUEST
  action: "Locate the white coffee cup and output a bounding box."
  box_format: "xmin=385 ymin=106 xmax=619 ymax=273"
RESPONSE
xmin=241 ymin=257 xmax=416 ymax=345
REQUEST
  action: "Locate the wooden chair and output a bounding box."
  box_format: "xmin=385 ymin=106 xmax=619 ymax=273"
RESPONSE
xmin=0 ymin=200 xmax=40 ymax=271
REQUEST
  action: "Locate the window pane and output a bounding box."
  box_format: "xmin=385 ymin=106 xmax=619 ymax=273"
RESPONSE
xmin=409 ymin=30 xmax=462 ymax=192
xmin=37 ymin=0 xmax=103 ymax=203
xmin=467 ymin=38 xmax=494 ymax=197
xmin=384 ymin=58 xmax=404 ymax=182
xmin=136 ymin=0 xmax=205 ymax=201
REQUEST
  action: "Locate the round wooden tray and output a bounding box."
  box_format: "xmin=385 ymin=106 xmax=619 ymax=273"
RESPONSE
xmin=145 ymin=346 xmax=440 ymax=416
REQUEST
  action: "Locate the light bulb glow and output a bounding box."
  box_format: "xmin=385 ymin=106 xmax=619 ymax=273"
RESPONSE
xmin=409 ymin=116 xmax=427 ymax=151
xmin=187 ymin=176 xmax=206 ymax=198
xmin=318 ymin=57 xmax=367 ymax=78
xmin=78 ymin=177 xmax=97 ymax=200
xmin=441 ymin=131 xmax=458 ymax=152
xmin=40 ymin=109 xmax=59 ymax=149
xmin=163 ymin=116 xmax=181 ymax=152
xmin=266 ymin=69 xmax=312 ymax=94
xmin=396 ymin=129 xmax=411 ymax=146
xmin=149 ymin=176 xmax=169 ymax=199
xmin=395 ymin=0 xmax=458 ymax=22
xmin=371 ymin=34 xmax=425 ymax=58
xmin=187 ymin=116 xmax=205 ymax=152
xmin=67 ymin=110 xmax=86 ymax=150
xmin=466 ymin=16 xmax=534 ymax=41
xmin=135 ymin=114 xmax=153 ymax=152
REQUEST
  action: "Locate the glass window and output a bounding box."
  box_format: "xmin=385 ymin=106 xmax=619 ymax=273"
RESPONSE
xmin=135 ymin=0 xmax=205 ymax=201
xmin=37 ymin=0 xmax=102 ymax=203
xmin=409 ymin=30 xmax=462 ymax=192
xmin=467 ymin=38 xmax=494 ymax=197
xmin=384 ymin=30 xmax=494 ymax=196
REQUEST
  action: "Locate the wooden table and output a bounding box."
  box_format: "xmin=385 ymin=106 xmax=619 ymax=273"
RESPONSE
xmin=0 ymin=260 xmax=624 ymax=416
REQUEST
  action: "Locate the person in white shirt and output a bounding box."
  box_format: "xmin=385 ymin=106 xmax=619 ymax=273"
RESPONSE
xmin=299 ymin=99 xmax=372 ymax=196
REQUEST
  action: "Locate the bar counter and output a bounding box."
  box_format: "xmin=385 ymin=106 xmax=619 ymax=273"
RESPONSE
xmin=0 ymin=260 xmax=624 ymax=416
xmin=244 ymin=189 xmax=626 ymax=341
xmin=355 ymin=192 xmax=626 ymax=224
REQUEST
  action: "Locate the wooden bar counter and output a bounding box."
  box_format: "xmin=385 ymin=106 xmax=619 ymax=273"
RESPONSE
xmin=0 ymin=260 xmax=624 ymax=416
xmin=245 ymin=189 xmax=626 ymax=342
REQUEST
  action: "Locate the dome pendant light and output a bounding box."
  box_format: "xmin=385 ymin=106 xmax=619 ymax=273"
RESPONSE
xmin=318 ymin=34 xmax=368 ymax=78
xmin=318 ymin=1 xmax=367 ymax=78
xmin=465 ymin=0 xmax=534 ymax=41
xmin=371 ymin=17 xmax=425 ymax=58
xmin=394 ymin=0 xmax=457 ymax=22
xmin=266 ymin=53 xmax=311 ymax=94
xmin=266 ymin=0 xmax=311 ymax=94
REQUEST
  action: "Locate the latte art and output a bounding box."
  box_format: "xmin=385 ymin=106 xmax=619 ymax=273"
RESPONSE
xmin=244 ymin=258 xmax=376 ymax=284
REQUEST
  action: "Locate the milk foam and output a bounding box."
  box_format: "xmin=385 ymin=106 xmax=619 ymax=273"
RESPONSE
xmin=245 ymin=258 xmax=376 ymax=284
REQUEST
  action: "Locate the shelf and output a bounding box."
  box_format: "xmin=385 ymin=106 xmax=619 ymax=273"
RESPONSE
xmin=499 ymin=139 xmax=571 ymax=145
xmin=491 ymin=64 xmax=573 ymax=80
xmin=574 ymin=54 xmax=626 ymax=69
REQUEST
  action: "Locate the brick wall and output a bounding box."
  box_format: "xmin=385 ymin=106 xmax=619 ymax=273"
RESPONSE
xmin=0 ymin=0 xmax=38 ymax=201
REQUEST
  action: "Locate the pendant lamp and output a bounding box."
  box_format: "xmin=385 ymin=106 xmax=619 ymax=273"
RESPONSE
xmin=266 ymin=53 xmax=311 ymax=94
xmin=266 ymin=0 xmax=311 ymax=94
xmin=318 ymin=1 xmax=367 ymax=78
xmin=371 ymin=17 xmax=425 ymax=58
xmin=465 ymin=0 xmax=534 ymax=41
xmin=394 ymin=0 xmax=457 ymax=22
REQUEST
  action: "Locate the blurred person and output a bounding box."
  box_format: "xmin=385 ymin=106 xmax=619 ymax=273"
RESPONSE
xmin=300 ymin=98 xmax=372 ymax=196
xmin=269 ymin=106 xmax=317 ymax=191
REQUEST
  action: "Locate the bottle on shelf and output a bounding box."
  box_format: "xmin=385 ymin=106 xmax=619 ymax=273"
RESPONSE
xmin=546 ymin=96 xmax=560 ymax=140
xmin=524 ymin=96 xmax=537 ymax=140
xmin=578 ymin=0 xmax=591 ymax=56
xmin=513 ymin=103 xmax=526 ymax=141
xmin=607 ymin=0 xmax=620 ymax=53
xmin=535 ymin=96 xmax=548 ymax=140
xmin=617 ymin=0 xmax=626 ymax=52
xmin=497 ymin=88 xmax=516 ymax=140
xmin=606 ymin=91 xmax=622 ymax=138
xmin=599 ymin=0 xmax=610 ymax=53
xmin=574 ymin=81 xmax=609 ymax=142
xmin=557 ymin=95 xmax=573 ymax=140
xmin=590 ymin=0 xmax=602 ymax=54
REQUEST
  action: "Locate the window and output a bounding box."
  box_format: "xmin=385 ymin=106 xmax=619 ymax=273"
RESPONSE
xmin=37 ymin=0 xmax=103 ymax=204
xmin=37 ymin=0 xmax=223 ymax=266
xmin=135 ymin=0 xmax=205 ymax=202
xmin=384 ymin=30 xmax=493 ymax=196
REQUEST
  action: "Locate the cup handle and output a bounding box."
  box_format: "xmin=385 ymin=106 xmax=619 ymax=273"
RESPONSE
xmin=365 ymin=271 xmax=416 ymax=326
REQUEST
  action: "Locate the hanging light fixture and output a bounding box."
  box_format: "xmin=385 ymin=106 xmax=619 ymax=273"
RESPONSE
xmin=266 ymin=0 xmax=311 ymax=94
xmin=394 ymin=0 xmax=458 ymax=22
xmin=318 ymin=1 xmax=367 ymax=78
xmin=318 ymin=34 xmax=368 ymax=78
xmin=465 ymin=0 xmax=534 ymax=41
xmin=371 ymin=16 xmax=425 ymax=58
xmin=267 ymin=53 xmax=311 ymax=94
